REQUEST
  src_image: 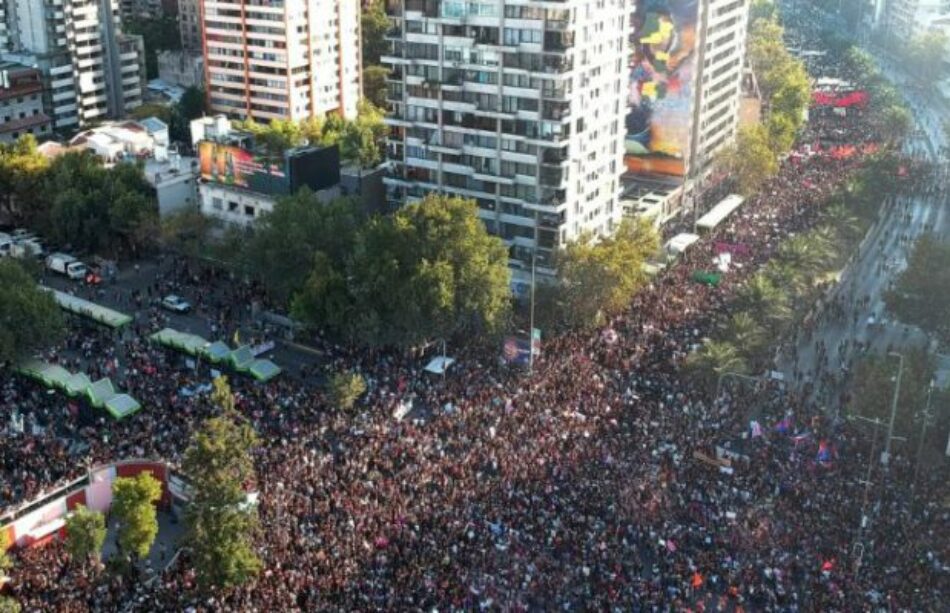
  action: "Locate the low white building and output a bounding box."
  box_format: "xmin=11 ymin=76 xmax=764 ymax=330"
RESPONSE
xmin=143 ymin=152 xmax=199 ymax=216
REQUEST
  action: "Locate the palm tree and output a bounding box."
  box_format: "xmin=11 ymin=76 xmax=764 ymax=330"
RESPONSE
xmin=735 ymin=273 xmax=793 ymax=331
xmin=820 ymin=204 xmax=863 ymax=242
xmin=685 ymin=340 xmax=749 ymax=393
xmin=724 ymin=311 xmax=768 ymax=364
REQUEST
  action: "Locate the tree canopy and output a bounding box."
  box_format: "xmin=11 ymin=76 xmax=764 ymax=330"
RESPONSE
xmin=885 ymin=235 xmax=950 ymax=346
xmin=37 ymin=151 xmax=159 ymax=255
xmin=553 ymin=217 xmax=659 ymax=329
xmin=291 ymin=195 xmax=511 ymax=348
xmin=124 ymin=15 xmax=180 ymax=79
xmin=0 ymin=135 xmax=50 ymax=226
xmin=64 ymin=505 xmax=107 ymax=568
xmin=111 ymin=472 xmax=162 ymax=560
xmin=183 ymin=376 xmax=262 ymax=589
xmin=0 ymin=259 xmax=65 ymax=366
xmin=720 ymin=125 xmax=779 ymax=195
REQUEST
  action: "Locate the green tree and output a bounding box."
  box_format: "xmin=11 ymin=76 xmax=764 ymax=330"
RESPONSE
xmin=734 ymin=273 xmax=793 ymax=331
xmin=64 ymin=505 xmax=107 ymax=568
xmin=125 ymin=16 xmax=181 ymax=79
xmin=111 ymin=472 xmax=162 ymax=560
xmin=0 ymin=598 xmax=19 ymax=613
xmin=183 ymin=377 xmax=261 ymax=590
xmin=849 ymin=350 xmax=935 ymax=437
xmin=765 ymin=112 xmax=797 ymax=156
xmin=879 ymin=104 xmax=912 ymax=143
xmin=247 ymin=192 xmax=361 ymax=301
xmin=361 ymin=0 xmax=390 ymax=66
xmin=327 ymin=371 xmax=367 ymax=411
xmin=685 ymin=340 xmax=749 ymax=392
xmin=843 ymin=47 xmax=877 ymax=82
xmin=884 ymin=235 xmax=950 ymax=345
xmin=723 ymin=311 xmax=769 ymax=364
xmin=363 ymin=64 xmax=390 ymax=108
xmin=720 ymin=125 xmax=779 ymax=195
xmin=555 ymin=217 xmax=659 ymax=329
xmin=820 ymin=203 xmax=863 ymax=243
xmin=0 ymin=135 xmax=50 ymax=225
xmin=0 ymin=528 xmax=12 ymax=572
xmin=345 ymin=195 xmax=511 ymax=347
xmin=906 ymin=30 xmax=948 ymax=82
xmin=129 ymin=103 xmax=173 ymax=122
xmin=161 ymin=206 xmax=214 ymax=258
xmin=749 ymin=0 xmax=777 ymax=23
xmin=0 ymin=259 xmax=65 ymax=366
xmin=41 ymin=151 xmax=158 ymax=254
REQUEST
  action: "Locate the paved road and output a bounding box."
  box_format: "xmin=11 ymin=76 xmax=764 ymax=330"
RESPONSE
xmin=40 ymin=256 xmax=324 ymax=382
xmin=777 ymin=53 xmax=948 ymax=408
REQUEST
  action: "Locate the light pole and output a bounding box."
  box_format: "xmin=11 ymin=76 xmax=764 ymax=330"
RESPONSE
xmin=715 ymin=371 xmax=761 ymax=400
xmin=850 ymin=414 xmax=883 ymax=576
xmin=912 ymin=380 xmax=935 ymax=489
xmin=882 ymin=351 xmax=904 ymax=465
xmin=529 ymin=250 xmax=536 ymax=374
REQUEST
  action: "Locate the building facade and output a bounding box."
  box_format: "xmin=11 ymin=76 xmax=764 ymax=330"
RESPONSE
xmin=382 ymin=0 xmax=629 ymax=274
xmin=688 ymin=0 xmax=750 ymax=175
xmin=0 ymin=60 xmax=52 ymax=142
xmin=885 ymin=0 xmax=949 ymax=39
xmin=201 ymin=0 xmax=362 ymax=122
xmin=0 ymin=0 xmax=146 ymax=133
xmin=157 ymin=49 xmax=203 ymax=89
xmin=178 ymin=0 xmax=200 ymax=51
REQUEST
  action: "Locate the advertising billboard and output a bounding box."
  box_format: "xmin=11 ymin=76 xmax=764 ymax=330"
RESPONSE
xmin=625 ymin=0 xmax=700 ymax=177
xmin=198 ymin=142 xmax=290 ymax=195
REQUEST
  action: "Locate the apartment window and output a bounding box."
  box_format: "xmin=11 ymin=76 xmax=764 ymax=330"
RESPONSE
xmin=244 ymin=205 xmax=255 ymax=217
xmin=504 ymin=28 xmax=542 ymax=45
xmin=212 ymin=197 xmax=223 ymax=211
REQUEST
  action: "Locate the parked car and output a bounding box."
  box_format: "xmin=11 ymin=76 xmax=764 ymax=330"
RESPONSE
xmin=46 ymin=252 xmax=88 ymax=280
xmin=12 ymin=238 xmax=45 ymax=259
xmin=161 ymin=294 xmax=192 ymax=313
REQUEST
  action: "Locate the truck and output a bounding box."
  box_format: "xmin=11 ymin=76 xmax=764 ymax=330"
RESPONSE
xmin=11 ymin=238 xmax=45 ymax=259
xmin=46 ymin=253 xmax=88 ymax=280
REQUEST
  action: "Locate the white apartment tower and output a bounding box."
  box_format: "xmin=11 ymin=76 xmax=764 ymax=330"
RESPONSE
xmin=201 ymin=0 xmax=362 ymax=122
xmin=689 ymin=0 xmax=749 ymax=174
xmin=382 ymin=0 xmax=629 ymax=273
xmin=0 ymin=0 xmax=145 ymax=132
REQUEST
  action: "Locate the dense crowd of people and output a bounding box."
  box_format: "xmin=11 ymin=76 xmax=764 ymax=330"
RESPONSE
xmin=3 ymin=12 xmax=949 ymax=613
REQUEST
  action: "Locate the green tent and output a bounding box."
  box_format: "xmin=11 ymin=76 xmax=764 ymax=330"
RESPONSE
xmin=40 ymin=364 xmax=72 ymax=390
xmin=150 ymin=328 xmax=210 ymax=356
xmin=691 ymin=271 xmax=722 ymax=286
xmin=229 ymin=346 xmax=255 ymax=371
xmin=45 ymin=287 xmax=132 ymax=328
xmin=104 ymin=394 xmax=141 ymax=419
xmin=64 ymin=372 xmax=93 ymax=397
xmin=15 ymin=360 xmax=47 ymax=381
xmin=202 ymin=341 xmax=231 ymax=363
xmin=249 ymin=359 xmax=281 ymax=382
xmin=86 ymin=378 xmax=117 ymax=408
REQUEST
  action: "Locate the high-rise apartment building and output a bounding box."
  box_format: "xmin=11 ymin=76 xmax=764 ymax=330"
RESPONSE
xmin=382 ymin=0 xmax=629 ymax=274
xmin=885 ymin=0 xmax=949 ymax=39
xmin=201 ymin=0 xmax=362 ymax=122
xmin=623 ymin=0 xmax=748 ymax=218
xmin=689 ymin=0 xmax=749 ymax=174
xmin=0 ymin=0 xmax=146 ymax=132
xmin=178 ymin=0 xmax=200 ymax=51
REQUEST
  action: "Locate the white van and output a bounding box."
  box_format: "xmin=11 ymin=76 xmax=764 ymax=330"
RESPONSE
xmin=46 ymin=252 xmax=88 ymax=280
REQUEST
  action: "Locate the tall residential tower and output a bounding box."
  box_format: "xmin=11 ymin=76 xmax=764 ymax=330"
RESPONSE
xmin=201 ymin=0 xmax=362 ymax=122
xmin=382 ymin=0 xmax=629 ymax=275
xmin=0 ymin=0 xmax=146 ymax=132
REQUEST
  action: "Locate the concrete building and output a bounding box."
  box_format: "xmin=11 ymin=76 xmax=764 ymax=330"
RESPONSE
xmin=191 ymin=115 xmax=344 ymax=225
xmin=178 ymin=0 xmax=200 ymax=51
xmin=118 ymin=0 xmax=164 ymax=19
xmin=0 ymin=60 xmax=52 ymax=142
xmin=381 ymin=0 xmax=629 ymax=276
xmin=157 ymin=49 xmax=203 ymax=89
xmin=623 ymin=0 xmax=750 ymax=222
xmin=885 ymin=0 xmax=949 ymax=39
xmin=0 ymin=0 xmax=146 ymax=132
xmin=201 ymin=0 xmax=362 ymax=122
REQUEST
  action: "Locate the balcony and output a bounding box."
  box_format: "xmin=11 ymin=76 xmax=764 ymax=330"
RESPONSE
xmin=405 ymin=0 xmax=439 ymax=17
xmin=544 ymin=31 xmax=574 ymax=52
xmin=542 ymin=101 xmax=570 ymax=121
xmin=542 ymin=147 xmax=569 ymax=166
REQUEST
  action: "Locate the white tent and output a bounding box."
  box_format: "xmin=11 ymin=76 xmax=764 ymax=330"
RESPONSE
xmin=424 ymin=356 xmax=455 ymax=375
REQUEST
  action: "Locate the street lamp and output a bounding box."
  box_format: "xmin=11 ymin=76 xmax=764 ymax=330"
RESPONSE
xmin=715 ymin=371 xmax=761 ymax=400
xmin=882 ymin=351 xmax=904 ymax=465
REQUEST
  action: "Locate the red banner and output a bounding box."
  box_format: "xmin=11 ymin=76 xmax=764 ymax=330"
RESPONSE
xmin=812 ymin=90 xmax=869 ymax=108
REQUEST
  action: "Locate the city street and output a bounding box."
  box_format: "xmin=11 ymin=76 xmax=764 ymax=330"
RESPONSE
xmin=778 ymin=59 xmax=948 ymax=405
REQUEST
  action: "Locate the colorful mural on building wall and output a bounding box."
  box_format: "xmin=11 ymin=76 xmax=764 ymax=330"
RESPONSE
xmin=625 ymin=0 xmax=700 ymax=177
